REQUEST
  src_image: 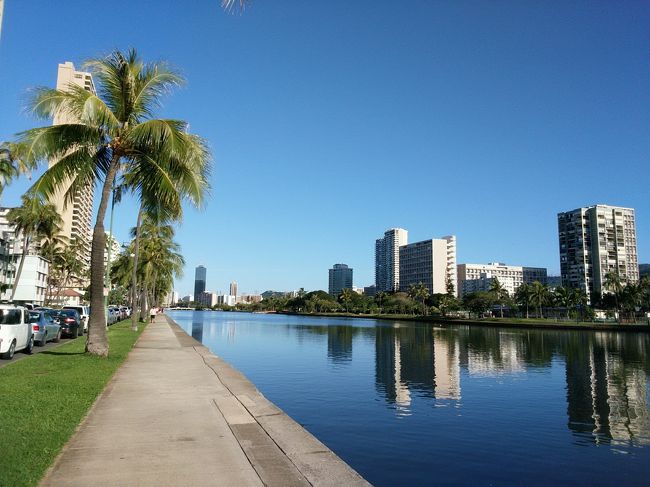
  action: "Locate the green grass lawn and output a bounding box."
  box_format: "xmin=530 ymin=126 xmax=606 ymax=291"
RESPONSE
xmin=0 ymin=320 xmax=145 ymax=487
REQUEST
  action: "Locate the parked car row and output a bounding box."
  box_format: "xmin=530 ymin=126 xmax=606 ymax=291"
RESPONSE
xmin=0 ymin=304 xmax=134 ymax=360
xmin=107 ymin=306 xmax=131 ymax=325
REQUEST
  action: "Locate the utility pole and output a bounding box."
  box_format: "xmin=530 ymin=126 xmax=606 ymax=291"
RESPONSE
xmin=0 ymin=0 xmax=5 ymax=41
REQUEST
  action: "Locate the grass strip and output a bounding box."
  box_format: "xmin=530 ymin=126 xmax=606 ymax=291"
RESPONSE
xmin=0 ymin=319 xmax=145 ymax=487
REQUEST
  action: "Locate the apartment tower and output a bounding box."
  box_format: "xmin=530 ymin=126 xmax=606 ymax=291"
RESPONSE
xmin=558 ymin=205 xmax=639 ymax=300
xmin=50 ymin=62 xmax=97 ymax=270
xmin=399 ymin=236 xmax=457 ymax=295
xmin=375 ymin=228 xmax=408 ymax=292
xmin=194 ymin=265 xmax=207 ymax=299
xmin=329 ymin=264 xmax=353 ymax=296
xmin=230 ymin=281 xmax=238 ymax=297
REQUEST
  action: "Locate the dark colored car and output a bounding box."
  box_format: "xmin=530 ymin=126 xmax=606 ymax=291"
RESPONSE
xmin=55 ymin=309 xmax=83 ymax=337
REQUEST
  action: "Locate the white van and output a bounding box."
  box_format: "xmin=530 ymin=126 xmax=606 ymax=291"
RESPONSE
xmin=0 ymin=306 xmax=34 ymax=359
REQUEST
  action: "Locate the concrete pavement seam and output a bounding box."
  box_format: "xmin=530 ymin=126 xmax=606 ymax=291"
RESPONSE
xmin=196 ymin=347 xmax=316 ymax=487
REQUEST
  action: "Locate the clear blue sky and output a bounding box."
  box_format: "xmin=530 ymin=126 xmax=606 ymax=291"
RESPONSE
xmin=1 ymin=1 xmax=648 ymax=296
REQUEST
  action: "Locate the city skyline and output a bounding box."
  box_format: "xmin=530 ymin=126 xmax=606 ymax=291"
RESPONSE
xmin=0 ymin=2 xmax=648 ymax=295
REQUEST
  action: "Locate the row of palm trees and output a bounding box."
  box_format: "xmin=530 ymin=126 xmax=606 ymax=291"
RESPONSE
xmin=1 ymin=49 xmax=210 ymax=356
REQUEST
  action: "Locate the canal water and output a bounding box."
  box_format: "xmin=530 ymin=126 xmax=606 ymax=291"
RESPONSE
xmin=168 ymin=311 xmax=650 ymax=486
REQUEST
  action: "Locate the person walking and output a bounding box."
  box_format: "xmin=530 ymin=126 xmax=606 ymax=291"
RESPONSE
xmin=149 ymin=306 xmax=157 ymax=323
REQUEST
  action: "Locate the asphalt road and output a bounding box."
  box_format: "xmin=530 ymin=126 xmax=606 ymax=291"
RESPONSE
xmin=0 ymin=335 xmax=81 ymax=369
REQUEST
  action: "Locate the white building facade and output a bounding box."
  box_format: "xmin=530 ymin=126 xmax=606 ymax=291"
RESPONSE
xmin=457 ymin=262 xmax=547 ymax=297
xmin=375 ymin=228 xmax=408 ymax=292
xmin=399 ymin=236 xmax=457 ymax=296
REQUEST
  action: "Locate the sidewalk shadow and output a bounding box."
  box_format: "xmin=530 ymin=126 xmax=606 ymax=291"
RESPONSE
xmin=40 ymin=351 xmax=85 ymax=356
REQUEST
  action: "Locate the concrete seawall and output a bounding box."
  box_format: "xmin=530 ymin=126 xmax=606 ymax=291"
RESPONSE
xmin=165 ymin=316 xmax=371 ymax=487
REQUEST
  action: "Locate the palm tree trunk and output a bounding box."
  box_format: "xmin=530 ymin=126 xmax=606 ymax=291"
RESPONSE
xmin=10 ymin=237 xmax=29 ymax=301
xmin=86 ymin=158 xmax=119 ymax=357
xmin=140 ymin=286 xmax=148 ymax=322
xmin=130 ymin=205 xmax=144 ymax=331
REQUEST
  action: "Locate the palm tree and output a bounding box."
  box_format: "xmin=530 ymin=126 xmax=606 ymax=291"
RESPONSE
xmin=529 ymin=281 xmax=549 ymax=319
xmin=0 ymin=143 xmax=19 ymax=196
xmin=489 ymin=278 xmax=507 ymax=318
xmin=6 ymin=194 xmax=61 ymax=301
xmin=12 ymin=50 xmax=210 ymax=356
xmin=603 ymin=271 xmax=624 ymax=321
xmin=375 ymin=291 xmax=387 ymax=314
xmin=408 ymin=282 xmax=429 ymax=315
xmin=515 ymin=283 xmax=532 ymax=319
xmin=339 ymin=288 xmax=354 ymax=313
xmin=554 ymin=286 xmax=573 ymax=319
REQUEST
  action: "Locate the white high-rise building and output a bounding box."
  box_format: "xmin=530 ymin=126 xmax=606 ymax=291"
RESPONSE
xmin=375 ymin=228 xmax=408 ymax=292
xmin=457 ymin=262 xmax=547 ymax=297
xmin=558 ymin=205 xmax=639 ymax=300
xmin=51 ymin=62 xmax=96 ymax=271
xmin=399 ymin=236 xmax=457 ymax=296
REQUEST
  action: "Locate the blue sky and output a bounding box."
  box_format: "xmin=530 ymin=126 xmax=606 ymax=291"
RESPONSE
xmin=0 ymin=1 xmax=648 ymax=296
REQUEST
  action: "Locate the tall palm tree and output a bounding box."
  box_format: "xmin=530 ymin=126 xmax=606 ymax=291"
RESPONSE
xmin=515 ymin=283 xmax=532 ymax=319
xmin=489 ymin=278 xmax=507 ymax=318
xmin=603 ymin=271 xmax=624 ymax=321
xmin=554 ymin=286 xmax=573 ymax=319
xmin=339 ymin=288 xmax=355 ymax=313
xmin=529 ymin=281 xmax=549 ymax=319
xmin=12 ymin=50 xmax=210 ymax=356
xmin=6 ymin=194 xmax=61 ymax=301
xmin=408 ymin=282 xmax=429 ymax=315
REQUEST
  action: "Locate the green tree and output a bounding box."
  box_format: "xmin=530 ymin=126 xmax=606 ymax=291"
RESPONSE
xmin=529 ymin=281 xmax=549 ymax=319
xmin=375 ymin=291 xmax=387 ymax=314
xmin=408 ymin=282 xmax=430 ymax=315
xmin=515 ymin=283 xmax=532 ymax=319
xmin=488 ymin=277 xmax=507 ymax=318
xmin=339 ymin=288 xmax=355 ymax=313
xmin=462 ymin=292 xmax=494 ymax=319
xmin=13 ymin=50 xmax=210 ymax=356
xmin=6 ymin=194 xmax=62 ymax=301
xmin=603 ymin=271 xmax=624 ymax=321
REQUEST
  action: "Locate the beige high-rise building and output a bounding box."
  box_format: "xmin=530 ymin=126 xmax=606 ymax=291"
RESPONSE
xmin=51 ymin=62 xmax=96 ymax=271
xmin=558 ymin=205 xmax=639 ymax=300
xmin=399 ymin=236 xmax=457 ymax=296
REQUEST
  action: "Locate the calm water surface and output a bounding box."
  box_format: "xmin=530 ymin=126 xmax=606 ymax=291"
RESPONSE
xmin=168 ymin=311 xmax=650 ymax=486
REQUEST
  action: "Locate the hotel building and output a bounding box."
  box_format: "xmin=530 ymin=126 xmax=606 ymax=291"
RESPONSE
xmin=399 ymin=236 xmax=457 ymax=296
xmin=329 ymin=263 xmax=353 ymax=296
xmin=457 ymin=262 xmax=547 ymax=297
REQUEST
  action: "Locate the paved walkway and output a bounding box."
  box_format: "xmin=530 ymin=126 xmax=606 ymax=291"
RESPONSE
xmin=41 ymin=315 xmax=370 ymax=487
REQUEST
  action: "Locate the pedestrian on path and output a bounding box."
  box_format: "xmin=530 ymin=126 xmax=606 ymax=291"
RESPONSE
xmin=149 ymin=307 xmax=157 ymax=323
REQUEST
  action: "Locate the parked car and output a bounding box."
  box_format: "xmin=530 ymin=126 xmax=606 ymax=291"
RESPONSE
xmin=119 ymin=306 xmax=128 ymax=320
xmin=0 ymin=306 xmax=34 ymax=359
xmin=63 ymin=305 xmax=89 ymax=332
xmin=107 ymin=307 xmax=120 ymax=325
xmin=27 ymin=310 xmax=61 ymax=346
xmin=55 ymin=309 xmax=83 ymax=337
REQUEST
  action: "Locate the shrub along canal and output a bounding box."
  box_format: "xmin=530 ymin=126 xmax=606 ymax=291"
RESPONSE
xmin=169 ymin=310 xmax=650 ymax=486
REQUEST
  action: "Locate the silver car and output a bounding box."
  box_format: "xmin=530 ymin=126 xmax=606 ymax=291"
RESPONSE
xmin=27 ymin=310 xmax=61 ymax=346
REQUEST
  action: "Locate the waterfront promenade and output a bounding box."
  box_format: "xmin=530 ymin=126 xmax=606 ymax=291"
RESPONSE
xmin=41 ymin=315 xmax=369 ymax=487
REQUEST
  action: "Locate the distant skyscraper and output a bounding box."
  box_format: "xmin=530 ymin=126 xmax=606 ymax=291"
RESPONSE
xmin=375 ymin=228 xmax=408 ymax=292
xmin=230 ymin=281 xmax=238 ymax=296
xmin=399 ymin=236 xmax=457 ymax=295
xmin=329 ymin=264 xmax=353 ymax=296
xmin=194 ymin=265 xmax=207 ymax=299
xmin=50 ymin=62 xmax=97 ymax=271
xmin=558 ymin=205 xmax=639 ymax=300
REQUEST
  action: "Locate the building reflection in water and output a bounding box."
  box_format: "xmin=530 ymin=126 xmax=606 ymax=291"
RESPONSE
xmin=191 ymin=312 xmax=203 ymax=343
xmin=372 ymin=321 xmax=650 ymax=447
xmin=566 ymin=333 xmax=650 ymax=447
xmin=327 ymin=326 xmax=353 ymax=364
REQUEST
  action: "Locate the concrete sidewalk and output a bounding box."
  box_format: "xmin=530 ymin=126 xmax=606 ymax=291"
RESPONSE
xmin=41 ymin=315 xmax=370 ymax=487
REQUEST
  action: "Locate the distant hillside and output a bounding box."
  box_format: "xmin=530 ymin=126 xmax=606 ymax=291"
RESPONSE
xmin=640 ymin=264 xmax=650 ymax=277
